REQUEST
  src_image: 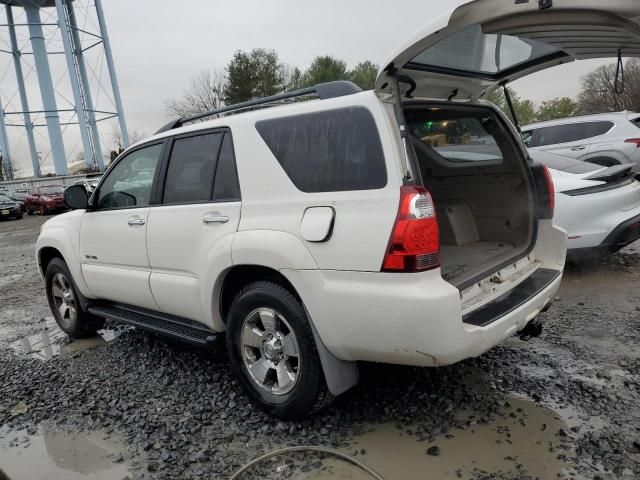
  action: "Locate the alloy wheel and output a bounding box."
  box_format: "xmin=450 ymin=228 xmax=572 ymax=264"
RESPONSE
xmin=51 ymin=273 xmax=77 ymax=328
xmin=240 ymin=307 xmax=301 ymax=395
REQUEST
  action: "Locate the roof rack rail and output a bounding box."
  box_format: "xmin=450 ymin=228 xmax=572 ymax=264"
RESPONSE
xmin=155 ymin=80 xmax=362 ymax=134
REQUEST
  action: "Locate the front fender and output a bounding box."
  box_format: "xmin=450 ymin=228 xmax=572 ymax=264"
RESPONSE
xmin=35 ymin=225 xmax=94 ymax=299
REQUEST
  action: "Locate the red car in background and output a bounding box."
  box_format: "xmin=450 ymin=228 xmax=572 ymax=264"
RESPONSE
xmin=25 ymin=185 xmax=67 ymax=216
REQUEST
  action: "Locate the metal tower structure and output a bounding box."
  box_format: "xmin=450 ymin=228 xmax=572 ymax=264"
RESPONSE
xmin=0 ymin=0 xmax=129 ymax=179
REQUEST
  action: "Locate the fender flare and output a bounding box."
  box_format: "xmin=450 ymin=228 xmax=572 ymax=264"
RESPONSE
xmin=35 ymin=226 xmax=94 ymax=299
xmin=229 ymin=230 xmax=359 ymax=395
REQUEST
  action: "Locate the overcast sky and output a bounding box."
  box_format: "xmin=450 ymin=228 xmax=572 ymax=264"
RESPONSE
xmin=1 ymin=0 xmax=612 ymax=175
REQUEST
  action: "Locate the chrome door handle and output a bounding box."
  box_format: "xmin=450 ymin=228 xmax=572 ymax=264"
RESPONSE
xmin=203 ymin=214 xmax=229 ymax=224
xmin=127 ymin=217 xmax=145 ymax=226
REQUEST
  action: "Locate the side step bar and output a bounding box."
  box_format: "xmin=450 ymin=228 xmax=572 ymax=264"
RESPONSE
xmin=87 ymin=303 xmax=218 ymax=346
xmin=463 ymin=268 xmax=560 ymax=328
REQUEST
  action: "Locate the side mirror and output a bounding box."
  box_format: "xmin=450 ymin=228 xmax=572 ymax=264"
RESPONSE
xmin=63 ymin=185 xmax=89 ymax=210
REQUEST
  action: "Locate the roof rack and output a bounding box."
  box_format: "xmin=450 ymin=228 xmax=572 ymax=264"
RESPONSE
xmin=155 ymin=80 xmax=362 ymax=134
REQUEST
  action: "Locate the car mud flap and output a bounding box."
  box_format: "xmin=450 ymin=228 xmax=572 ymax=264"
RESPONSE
xmin=305 ymin=308 xmax=359 ymax=396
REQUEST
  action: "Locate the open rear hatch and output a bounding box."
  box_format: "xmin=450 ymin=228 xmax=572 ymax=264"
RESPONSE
xmin=375 ymin=0 xmax=640 ymax=289
xmin=376 ymin=0 xmax=640 ymax=101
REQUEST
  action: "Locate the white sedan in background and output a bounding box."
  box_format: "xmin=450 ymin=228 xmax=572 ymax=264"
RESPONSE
xmin=530 ymin=150 xmax=640 ymax=260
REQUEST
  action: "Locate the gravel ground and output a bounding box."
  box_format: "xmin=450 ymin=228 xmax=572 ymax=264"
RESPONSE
xmin=0 ymin=214 xmax=639 ymax=479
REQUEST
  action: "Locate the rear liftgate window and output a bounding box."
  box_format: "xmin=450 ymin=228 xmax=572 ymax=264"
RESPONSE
xmin=255 ymin=107 xmax=387 ymax=192
xmin=407 ymin=110 xmax=506 ymax=164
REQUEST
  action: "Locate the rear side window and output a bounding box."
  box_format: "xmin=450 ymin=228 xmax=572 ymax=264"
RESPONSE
xmin=582 ymin=121 xmax=614 ymax=138
xmin=213 ymin=134 xmax=241 ymax=201
xmin=163 ymin=133 xmax=223 ymax=204
xmin=530 ymin=121 xmax=614 ymax=147
xmin=256 ymin=107 xmax=387 ymax=193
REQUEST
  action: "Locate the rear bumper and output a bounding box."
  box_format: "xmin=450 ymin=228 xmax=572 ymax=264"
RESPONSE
xmin=0 ymin=206 xmax=22 ymax=217
xmin=284 ymin=264 xmax=562 ymax=368
xmin=568 ymin=212 xmax=640 ymax=259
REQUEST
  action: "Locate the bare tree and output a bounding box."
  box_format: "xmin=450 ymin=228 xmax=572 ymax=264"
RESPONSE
xmin=578 ymin=58 xmax=640 ymax=114
xmin=109 ymin=125 xmax=146 ymax=163
xmin=165 ymin=69 xmax=226 ymax=118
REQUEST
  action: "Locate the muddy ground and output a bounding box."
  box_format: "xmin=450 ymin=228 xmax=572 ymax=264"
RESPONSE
xmin=0 ymin=214 xmax=639 ymax=480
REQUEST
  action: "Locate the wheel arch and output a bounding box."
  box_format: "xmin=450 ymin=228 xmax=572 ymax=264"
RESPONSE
xmin=218 ymin=264 xmax=359 ymax=397
xmin=38 ymin=246 xmax=64 ymax=277
xmin=585 ymin=155 xmax=622 ymax=167
xmin=35 ymin=226 xmax=94 ymax=299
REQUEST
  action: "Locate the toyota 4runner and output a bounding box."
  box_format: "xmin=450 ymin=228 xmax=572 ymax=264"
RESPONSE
xmin=36 ymin=0 xmax=640 ymax=418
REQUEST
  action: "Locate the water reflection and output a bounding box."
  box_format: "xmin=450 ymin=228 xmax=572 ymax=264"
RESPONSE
xmin=0 ymin=427 xmax=129 ymax=480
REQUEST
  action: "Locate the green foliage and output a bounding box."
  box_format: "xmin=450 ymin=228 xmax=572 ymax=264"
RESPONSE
xmin=349 ymin=61 xmax=379 ymax=90
xmin=223 ymin=48 xmax=283 ymax=105
xmin=485 ymin=88 xmax=537 ymax=126
xmin=301 ymin=56 xmax=349 ymax=87
xmin=537 ymin=97 xmax=579 ymax=122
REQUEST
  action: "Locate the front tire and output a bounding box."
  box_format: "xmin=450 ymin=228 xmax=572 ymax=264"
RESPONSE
xmin=226 ymin=281 xmax=333 ymax=419
xmin=45 ymin=258 xmax=104 ymax=338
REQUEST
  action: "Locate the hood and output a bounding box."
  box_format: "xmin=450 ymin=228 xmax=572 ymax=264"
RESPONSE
xmin=376 ymin=0 xmax=640 ymax=100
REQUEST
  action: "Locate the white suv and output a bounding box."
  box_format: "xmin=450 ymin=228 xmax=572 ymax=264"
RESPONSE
xmin=36 ymin=0 xmax=640 ymax=418
xmin=523 ymin=112 xmax=640 ymax=168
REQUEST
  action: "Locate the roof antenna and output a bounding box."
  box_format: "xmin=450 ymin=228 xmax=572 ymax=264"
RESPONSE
xmin=447 ymin=89 xmax=459 ymax=101
xmin=615 ymin=49 xmax=625 ymax=95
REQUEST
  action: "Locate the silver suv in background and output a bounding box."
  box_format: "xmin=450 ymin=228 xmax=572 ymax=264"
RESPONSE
xmin=522 ymin=112 xmax=640 ymax=168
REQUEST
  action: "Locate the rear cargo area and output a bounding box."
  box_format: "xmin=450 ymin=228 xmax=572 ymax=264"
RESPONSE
xmin=405 ymin=104 xmax=535 ymax=288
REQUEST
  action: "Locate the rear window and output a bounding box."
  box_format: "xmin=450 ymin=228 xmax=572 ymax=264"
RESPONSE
xmin=256 ymin=107 xmax=387 ymax=193
xmin=529 ymin=121 xmax=614 ymax=147
xmin=407 ymin=110 xmax=505 ymax=164
xmin=409 ymin=25 xmax=560 ymax=77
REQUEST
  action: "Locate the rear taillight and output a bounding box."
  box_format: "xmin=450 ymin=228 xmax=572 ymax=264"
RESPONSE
xmin=625 ymin=138 xmax=640 ymax=147
xmin=382 ymin=186 xmax=440 ymax=272
xmin=531 ymin=164 xmax=555 ymax=220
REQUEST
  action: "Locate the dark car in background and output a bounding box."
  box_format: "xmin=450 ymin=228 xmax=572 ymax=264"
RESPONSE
xmin=25 ymin=185 xmax=66 ymax=216
xmin=0 ymin=193 xmax=23 ymax=220
xmin=11 ymin=189 xmax=28 ymax=212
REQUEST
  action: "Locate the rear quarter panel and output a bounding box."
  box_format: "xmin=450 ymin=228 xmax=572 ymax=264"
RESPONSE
xmin=232 ymin=92 xmax=404 ymax=272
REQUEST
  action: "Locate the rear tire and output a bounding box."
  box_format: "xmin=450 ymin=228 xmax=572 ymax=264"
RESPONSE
xmin=45 ymin=258 xmax=104 ymax=338
xmin=226 ymin=281 xmax=333 ymax=419
xmin=27 ymin=207 xmax=33 ymax=215
xmin=39 ymin=205 xmax=46 ymax=216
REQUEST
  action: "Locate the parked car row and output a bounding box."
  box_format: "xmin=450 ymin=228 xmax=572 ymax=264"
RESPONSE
xmin=0 ymin=176 xmax=102 ymax=221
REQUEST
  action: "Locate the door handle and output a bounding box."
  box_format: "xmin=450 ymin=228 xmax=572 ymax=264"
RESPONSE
xmin=571 ymin=146 xmax=586 ymax=151
xmin=127 ymin=217 xmax=145 ymax=226
xmin=203 ymin=214 xmax=229 ymax=224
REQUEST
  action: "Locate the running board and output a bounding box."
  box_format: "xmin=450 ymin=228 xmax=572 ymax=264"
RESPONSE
xmin=463 ymin=268 xmax=560 ymax=328
xmin=87 ymin=303 xmax=218 ymax=346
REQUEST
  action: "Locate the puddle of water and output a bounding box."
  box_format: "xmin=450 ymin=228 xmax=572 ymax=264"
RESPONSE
xmin=0 ymin=427 xmax=129 ymax=480
xmin=329 ymin=397 xmax=573 ymax=480
xmin=9 ymin=319 xmax=128 ymax=361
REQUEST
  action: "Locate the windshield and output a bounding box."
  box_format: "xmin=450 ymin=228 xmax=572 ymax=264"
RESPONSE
xmin=409 ymin=25 xmax=561 ymax=77
xmin=40 ymin=186 xmax=64 ymax=195
xmin=0 ymin=193 xmax=13 ymax=202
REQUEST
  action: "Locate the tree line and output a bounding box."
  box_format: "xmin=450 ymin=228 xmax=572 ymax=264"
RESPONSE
xmin=487 ymin=58 xmax=640 ymax=125
xmin=167 ymin=50 xmax=640 ymax=125
xmin=166 ymin=48 xmax=378 ymax=118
